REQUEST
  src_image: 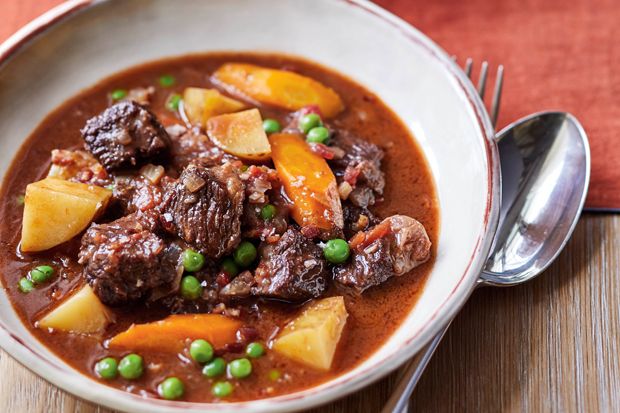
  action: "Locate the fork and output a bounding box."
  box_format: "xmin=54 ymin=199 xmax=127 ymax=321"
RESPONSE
xmin=381 ymin=58 xmax=504 ymax=413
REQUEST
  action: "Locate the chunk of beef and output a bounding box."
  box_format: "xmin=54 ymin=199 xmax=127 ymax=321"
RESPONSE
xmin=328 ymin=130 xmax=385 ymax=208
xmin=112 ymin=175 xmax=163 ymax=214
xmin=167 ymin=125 xmax=237 ymax=171
xmin=78 ymin=213 xmax=183 ymax=305
xmin=252 ymin=228 xmax=328 ymax=301
xmin=48 ymin=149 xmax=110 ymax=186
xmin=81 ymin=101 xmax=171 ymax=171
xmin=219 ymin=271 xmax=255 ymax=299
xmin=342 ymin=204 xmax=380 ymax=239
xmin=160 ymin=162 xmax=244 ymax=258
xmin=334 ymin=215 xmax=431 ymax=292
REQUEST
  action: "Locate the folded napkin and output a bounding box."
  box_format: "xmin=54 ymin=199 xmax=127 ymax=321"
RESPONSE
xmin=376 ymin=0 xmax=617 ymax=210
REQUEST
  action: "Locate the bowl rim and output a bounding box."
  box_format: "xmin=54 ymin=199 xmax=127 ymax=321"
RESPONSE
xmin=0 ymin=0 xmax=501 ymax=411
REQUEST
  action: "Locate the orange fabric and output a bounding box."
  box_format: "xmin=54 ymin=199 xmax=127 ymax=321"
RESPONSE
xmin=3 ymin=0 xmax=617 ymax=208
xmin=375 ymin=0 xmax=619 ymax=209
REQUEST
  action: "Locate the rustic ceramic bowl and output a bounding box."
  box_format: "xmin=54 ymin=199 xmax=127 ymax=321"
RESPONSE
xmin=0 ymin=0 xmax=500 ymax=411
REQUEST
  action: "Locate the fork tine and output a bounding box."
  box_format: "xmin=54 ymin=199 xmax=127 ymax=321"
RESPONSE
xmin=477 ymin=61 xmax=488 ymax=98
xmin=460 ymin=58 xmax=503 ymax=129
xmin=490 ymin=65 xmax=504 ymax=127
xmin=464 ymin=58 xmax=473 ymax=77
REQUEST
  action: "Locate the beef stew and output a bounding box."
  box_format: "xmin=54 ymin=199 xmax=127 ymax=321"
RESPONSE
xmin=0 ymin=53 xmax=438 ymax=402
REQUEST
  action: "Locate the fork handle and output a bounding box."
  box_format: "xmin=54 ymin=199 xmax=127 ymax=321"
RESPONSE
xmin=381 ymin=322 xmax=451 ymax=413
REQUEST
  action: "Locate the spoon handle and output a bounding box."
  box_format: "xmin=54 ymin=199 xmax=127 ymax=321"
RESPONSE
xmin=381 ymin=322 xmax=451 ymax=413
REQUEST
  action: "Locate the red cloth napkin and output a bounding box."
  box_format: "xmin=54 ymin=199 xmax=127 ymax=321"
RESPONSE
xmin=3 ymin=0 xmax=618 ymax=209
xmin=376 ymin=0 xmax=619 ymax=210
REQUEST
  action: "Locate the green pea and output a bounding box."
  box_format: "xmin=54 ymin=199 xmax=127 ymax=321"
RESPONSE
xmin=18 ymin=277 xmax=33 ymax=293
xmin=110 ymin=89 xmax=127 ymax=101
xmin=16 ymin=194 xmax=25 ymax=205
xmin=118 ymin=354 xmax=143 ymax=380
xmin=233 ymin=241 xmax=257 ymax=268
xmin=228 ymin=358 xmax=252 ymax=379
xmin=180 ymin=275 xmax=203 ymax=300
xmin=323 ymin=238 xmax=351 ymax=264
xmin=268 ymin=369 xmax=281 ymax=381
xmin=189 ymin=339 xmax=214 ymax=363
xmin=158 ymin=74 xmax=176 ymax=87
xmin=262 ymin=118 xmax=281 ymax=134
xmin=260 ymin=204 xmax=277 ymax=221
xmin=166 ymin=93 xmax=182 ymax=111
xmin=182 ymin=249 xmax=205 ymax=272
xmin=306 ymin=126 xmax=330 ymax=144
xmin=211 ymin=381 xmax=233 ymax=398
xmin=221 ymin=257 xmax=239 ymax=277
xmin=29 ymin=265 xmax=54 ymax=284
xmin=95 ymin=357 xmax=118 ymax=380
xmin=298 ymin=113 xmax=322 ymax=134
xmin=158 ymin=377 xmax=184 ymax=400
xmin=245 ymin=342 xmax=265 ymax=358
xmin=202 ymin=357 xmax=226 ymax=378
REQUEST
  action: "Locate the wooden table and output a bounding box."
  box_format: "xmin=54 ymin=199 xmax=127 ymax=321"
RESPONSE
xmin=2 ymin=2 xmax=619 ymax=412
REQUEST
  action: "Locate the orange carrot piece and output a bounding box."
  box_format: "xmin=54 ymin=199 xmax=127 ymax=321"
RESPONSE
xmin=108 ymin=314 xmax=241 ymax=353
xmin=270 ymin=133 xmax=343 ymax=234
xmin=213 ymin=63 xmax=344 ymax=118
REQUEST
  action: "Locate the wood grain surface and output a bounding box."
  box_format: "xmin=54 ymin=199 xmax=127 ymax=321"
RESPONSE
xmin=1 ymin=1 xmax=619 ymax=413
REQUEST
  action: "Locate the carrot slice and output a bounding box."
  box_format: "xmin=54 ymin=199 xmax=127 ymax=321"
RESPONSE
xmin=108 ymin=314 xmax=241 ymax=353
xmin=270 ymin=133 xmax=343 ymax=234
xmin=213 ymin=63 xmax=344 ymax=118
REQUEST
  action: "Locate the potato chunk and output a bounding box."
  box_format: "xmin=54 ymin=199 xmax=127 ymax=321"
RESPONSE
xmin=206 ymin=108 xmax=271 ymax=161
xmin=21 ymin=178 xmax=111 ymax=252
xmin=272 ymin=296 xmax=348 ymax=371
xmin=270 ymin=133 xmax=343 ymax=235
xmin=213 ymin=63 xmax=344 ymax=118
xmin=183 ymin=87 xmax=247 ymax=126
xmin=108 ymin=314 xmax=241 ymax=353
xmin=37 ymin=284 xmax=112 ymax=334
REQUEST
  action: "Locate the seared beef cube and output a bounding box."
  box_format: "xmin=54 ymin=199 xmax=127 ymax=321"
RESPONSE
xmin=167 ymin=125 xmax=236 ymax=171
xmin=342 ymin=204 xmax=380 ymax=239
xmin=334 ymin=215 xmax=431 ymax=292
xmin=252 ymin=228 xmax=328 ymax=301
xmin=81 ymin=101 xmax=171 ymax=171
xmin=113 ymin=175 xmax=163 ymax=214
xmin=160 ymin=162 xmax=244 ymax=259
xmin=219 ymin=271 xmax=255 ymax=299
xmin=329 ymin=130 xmax=385 ymax=208
xmin=78 ymin=213 xmax=183 ymax=305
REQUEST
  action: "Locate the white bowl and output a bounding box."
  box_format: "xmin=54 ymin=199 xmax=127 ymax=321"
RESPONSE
xmin=0 ymin=0 xmax=500 ymax=411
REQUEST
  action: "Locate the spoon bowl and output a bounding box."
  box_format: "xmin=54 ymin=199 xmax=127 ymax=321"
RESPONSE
xmin=482 ymin=111 xmax=590 ymax=285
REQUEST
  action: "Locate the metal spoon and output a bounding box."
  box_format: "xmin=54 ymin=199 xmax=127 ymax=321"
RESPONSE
xmin=384 ymin=111 xmax=590 ymax=413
